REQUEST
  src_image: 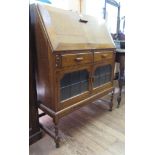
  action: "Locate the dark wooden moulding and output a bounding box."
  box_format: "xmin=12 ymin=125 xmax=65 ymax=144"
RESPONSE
xmin=30 ymin=3 xmax=116 ymax=148
xmin=29 ymin=6 xmax=42 ymax=144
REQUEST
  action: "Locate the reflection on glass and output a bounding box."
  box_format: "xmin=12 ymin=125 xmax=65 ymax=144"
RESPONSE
xmin=60 ymin=70 xmax=89 ymax=101
xmin=93 ymin=65 xmax=112 ymax=88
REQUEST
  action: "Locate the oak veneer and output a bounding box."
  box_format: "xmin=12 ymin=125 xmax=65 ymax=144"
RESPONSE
xmin=30 ymin=3 xmax=116 ymax=147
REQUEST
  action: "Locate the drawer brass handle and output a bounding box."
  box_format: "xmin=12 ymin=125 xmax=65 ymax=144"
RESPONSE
xmin=101 ymin=54 xmax=108 ymax=58
xmin=75 ymin=57 xmax=84 ymax=62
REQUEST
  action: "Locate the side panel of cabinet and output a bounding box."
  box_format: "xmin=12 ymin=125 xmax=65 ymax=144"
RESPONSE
xmin=31 ymin=4 xmax=55 ymax=111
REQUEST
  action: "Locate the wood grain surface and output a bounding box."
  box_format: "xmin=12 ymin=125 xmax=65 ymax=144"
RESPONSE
xmin=30 ymin=84 xmax=125 ymax=155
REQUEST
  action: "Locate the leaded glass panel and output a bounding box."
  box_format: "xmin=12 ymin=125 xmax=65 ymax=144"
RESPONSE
xmin=60 ymin=70 xmax=89 ymax=101
xmin=93 ymin=65 xmax=112 ymax=88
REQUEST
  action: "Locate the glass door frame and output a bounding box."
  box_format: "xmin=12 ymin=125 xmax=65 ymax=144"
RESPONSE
xmin=56 ymin=66 xmax=92 ymax=110
xmin=92 ymin=62 xmax=115 ymax=95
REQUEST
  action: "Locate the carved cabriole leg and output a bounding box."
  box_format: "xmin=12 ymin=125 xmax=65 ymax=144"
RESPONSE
xmin=53 ymin=117 xmax=60 ymax=148
xmin=109 ymin=88 xmax=114 ymax=111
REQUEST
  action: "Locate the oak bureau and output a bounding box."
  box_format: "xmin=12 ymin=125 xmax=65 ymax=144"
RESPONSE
xmin=30 ymin=3 xmax=116 ymax=147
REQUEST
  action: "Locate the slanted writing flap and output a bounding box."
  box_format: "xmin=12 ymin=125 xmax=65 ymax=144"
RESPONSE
xmin=36 ymin=3 xmax=115 ymax=51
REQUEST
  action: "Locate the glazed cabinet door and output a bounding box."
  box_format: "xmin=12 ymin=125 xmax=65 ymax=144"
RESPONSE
xmin=56 ymin=67 xmax=91 ymax=109
xmin=93 ymin=64 xmax=112 ymax=88
xmin=60 ymin=69 xmax=89 ymax=100
xmin=92 ymin=50 xmax=115 ymax=94
xmin=92 ymin=63 xmax=114 ymax=94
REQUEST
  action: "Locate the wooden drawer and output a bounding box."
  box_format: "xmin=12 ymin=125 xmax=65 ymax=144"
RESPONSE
xmin=94 ymin=51 xmax=113 ymax=62
xmin=61 ymin=53 xmax=93 ymax=68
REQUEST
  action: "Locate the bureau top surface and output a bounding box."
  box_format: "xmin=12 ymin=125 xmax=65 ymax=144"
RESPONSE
xmin=36 ymin=3 xmax=115 ymax=52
